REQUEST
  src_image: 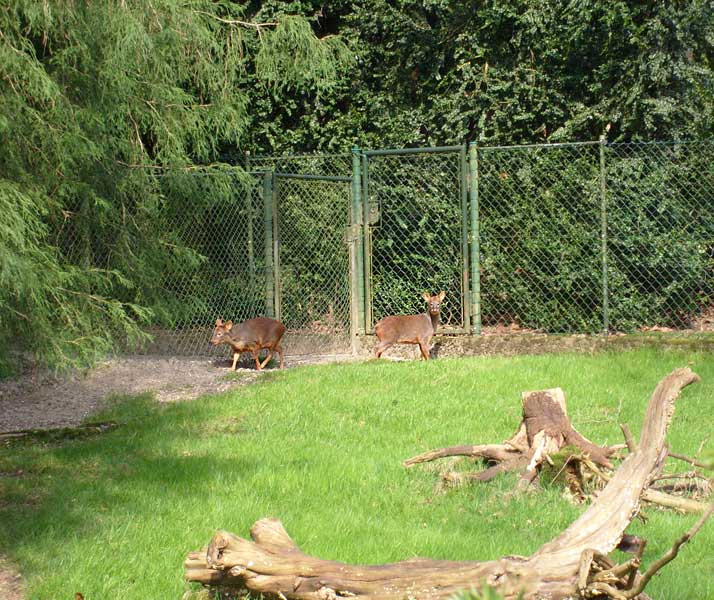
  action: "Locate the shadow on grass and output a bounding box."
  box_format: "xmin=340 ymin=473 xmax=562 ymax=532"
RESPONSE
xmin=0 ymin=392 xmax=263 ymax=567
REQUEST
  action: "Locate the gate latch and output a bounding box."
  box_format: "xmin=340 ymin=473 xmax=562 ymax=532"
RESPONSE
xmin=343 ymin=224 xmax=362 ymax=243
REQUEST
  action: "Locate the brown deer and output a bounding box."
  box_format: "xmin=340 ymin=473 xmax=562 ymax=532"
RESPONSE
xmin=210 ymin=317 xmax=286 ymax=370
xmin=373 ymin=291 xmax=445 ymax=360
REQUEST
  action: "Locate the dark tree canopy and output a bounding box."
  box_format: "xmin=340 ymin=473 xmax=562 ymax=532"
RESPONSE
xmin=244 ymin=0 xmax=714 ymax=153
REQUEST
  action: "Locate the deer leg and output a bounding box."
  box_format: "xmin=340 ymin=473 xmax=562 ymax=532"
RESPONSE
xmin=252 ymin=350 xmax=262 ymax=370
xmin=259 ymin=350 xmax=274 ymax=369
xmin=231 ymin=352 xmax=240 ymax=371
xmin=374 ymin=340 xmax=391 ymax=358
xmin=275 ymin=344 xmax=284 ymax=369
xmin=418 ymin=340 xmax=430 ymax=361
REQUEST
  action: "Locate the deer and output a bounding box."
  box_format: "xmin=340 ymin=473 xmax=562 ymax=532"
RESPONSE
xmin=373 ymin=291 xmax=445 ymax=361
xmin=210 ymin=317 xmax=286 ymax=370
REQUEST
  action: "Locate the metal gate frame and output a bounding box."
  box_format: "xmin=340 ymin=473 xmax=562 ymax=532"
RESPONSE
xmin=355 ymin=145 xmax=472 ymax=335
xmin=257 ymin=170 xmax=356 ymax=351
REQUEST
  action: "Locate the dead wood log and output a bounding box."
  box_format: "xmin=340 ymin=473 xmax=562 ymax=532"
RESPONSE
xmin=404 ymin=387 xmax=620 ymax=489
xmin=0 ymin=421 xmax=118 ymax=443
xmin=667 ymin=450 xmax=711 ymax=470
xmin=185 ymin=368 xmax=706 ymax=600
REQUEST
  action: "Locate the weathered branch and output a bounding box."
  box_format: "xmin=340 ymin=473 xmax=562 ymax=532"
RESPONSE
xmin=403 ymin=443 xmax=521 ymax=467
xmin=192 ymin=9 xmax=278 ymax=29
xmin=185 ymin=368 xmax=703 ymax=600
xmin=623 ymin=502 xmax=714 ymax=598
xmin=641 ymin=489 xmax=710 ymax=513
xmin=667 ymin=450 xmax=710 ymax=470
xmin=620 ymin=423 xmax=637 ymax=453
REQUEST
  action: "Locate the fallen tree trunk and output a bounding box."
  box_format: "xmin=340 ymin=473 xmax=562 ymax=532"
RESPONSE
xmin=185 ymin=368 xmax=706 ymax=600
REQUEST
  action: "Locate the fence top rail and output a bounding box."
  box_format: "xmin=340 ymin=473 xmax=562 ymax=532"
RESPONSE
xmin=246 ymin=139 xmax=714 ymax=164
xmin=479 ymin=140 xmax=602 ymax=151
xmin=479 ymin=139 xmax=714 ymax=152
xmin=606 ymin=139 xmax=714 ymax=148
xmin=156 ymin=165 xmax=246 ymax=176
xmin=364 ymin=145 xmax=464 ymax=157
xmin=273 ymin=172 xmax=352 ymax=183
xmin=248 ymin=152 xmax=351 ymax=161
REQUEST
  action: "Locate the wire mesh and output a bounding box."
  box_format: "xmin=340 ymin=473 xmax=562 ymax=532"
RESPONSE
xmin=274 ymin=176 xmax=352 ymax=353
xmin=147 ymin=169 xmax=267 ymax=355
xmin=606 ymin=141 xmax=714 ymax=332
xmin=366 ymin=151 xmax=466 ymax=330
xmin=478 ymin=143 xmax=603 ymax=333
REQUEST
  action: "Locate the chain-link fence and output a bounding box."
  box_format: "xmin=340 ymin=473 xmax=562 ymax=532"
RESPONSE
xmin=478 ymin=142 xmax=603 ymax=333
xmin=606 ymin=142 xmax=714 ymax=331
xmin=148 ymin=169 xmax=267 ymax=355
xmin=273 ymin=175 xmax=352 ymax=353
xmin=132 ymin=140 xmax=713 ymax=358
xmin=477 ymin=141 xmax=714 ymax=333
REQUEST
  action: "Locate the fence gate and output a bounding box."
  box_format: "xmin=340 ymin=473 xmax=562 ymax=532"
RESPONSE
xmin=272 ymin=173 xmax=353 ymax=354
xmin=362 ymin=147 xmax=470 ymax=333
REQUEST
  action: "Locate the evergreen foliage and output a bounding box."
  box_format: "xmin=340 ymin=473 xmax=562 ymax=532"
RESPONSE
xmin=2 ymin=1 xmax=713 ymax=369
xmin=244 ymin=0 xmax=714 ymax=152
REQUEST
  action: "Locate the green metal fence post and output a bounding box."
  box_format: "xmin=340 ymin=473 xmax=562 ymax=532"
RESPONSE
xmin=599 ymin=136 xmax=609 ymax=335
xmin=361 ymin=153 xmax=372 ymax=332
xmin=262 ymin=171 xmax=275 ymax=318
xmin=468 ymin=142 xmax=482 ymax=334
xmin=460 ymin=144 xmax=471 ymax=333
xmin=351 ymin=147 xmax=366 ymax=338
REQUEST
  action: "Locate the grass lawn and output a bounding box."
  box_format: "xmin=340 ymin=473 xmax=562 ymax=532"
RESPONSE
xmin=0 ymin=348 xmax=713 ymax=599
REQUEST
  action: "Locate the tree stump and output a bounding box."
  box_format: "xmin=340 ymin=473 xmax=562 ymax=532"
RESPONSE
xmin=185 ymin=368 xmax=710 ymax=600
xmin=404 ymin=387 xmax=619 ymax=490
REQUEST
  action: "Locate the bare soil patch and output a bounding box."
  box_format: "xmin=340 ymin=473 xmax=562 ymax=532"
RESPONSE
xmin=0 ymin=353 xmax=354 ymax=434
xmin=0 ymin=556 xmax=24 ymax=600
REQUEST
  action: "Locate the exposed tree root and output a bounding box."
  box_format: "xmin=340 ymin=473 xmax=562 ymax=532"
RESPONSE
xmin=0 ymin=421 xmax=118 ymax=444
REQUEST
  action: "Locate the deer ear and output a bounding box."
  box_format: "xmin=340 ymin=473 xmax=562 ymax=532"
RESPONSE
xmin=438 ymin=290 xmax=445 ymax=301
xmin=225 ymin=320 xmax=233 ymax=331
xmin=215 ymin=318 xmax=223 ymax=326
xmin=422 ymin=292 xmax=431 ymax=302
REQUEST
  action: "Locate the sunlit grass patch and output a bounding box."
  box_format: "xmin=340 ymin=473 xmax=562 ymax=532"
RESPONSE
xmin=0 ymin=348 xmax=712 ymax=599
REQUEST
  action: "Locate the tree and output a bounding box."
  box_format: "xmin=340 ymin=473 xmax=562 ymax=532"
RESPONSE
xmin=0 ymin=1 xmax=349 ymax=372
xmin=242 ymin=0 xmax=714 ymax=153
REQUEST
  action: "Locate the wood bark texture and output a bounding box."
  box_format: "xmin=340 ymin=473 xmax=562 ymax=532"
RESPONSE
xmin=185 ymin=368 xmax=703 ymax=600
xmin=404 ymin=387 xmax=619 ymax=490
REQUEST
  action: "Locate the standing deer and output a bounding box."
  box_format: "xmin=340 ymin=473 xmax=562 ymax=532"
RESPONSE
xmin=210 ymin=317 xmax=286 ymax=370
xmin=373 ymin=291 xmax=445 ymax=360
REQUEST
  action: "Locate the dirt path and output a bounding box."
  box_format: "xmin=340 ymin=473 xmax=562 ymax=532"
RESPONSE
xmin=0 ymin=353 xmax=354 ymax=434
xmin=0 ymin=556 xmax=23 ymax=600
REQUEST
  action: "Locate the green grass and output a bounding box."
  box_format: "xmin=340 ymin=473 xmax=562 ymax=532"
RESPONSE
xmin=1 ymin=348 xmax=713 ymax=599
